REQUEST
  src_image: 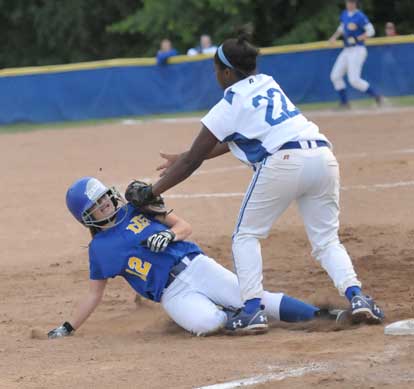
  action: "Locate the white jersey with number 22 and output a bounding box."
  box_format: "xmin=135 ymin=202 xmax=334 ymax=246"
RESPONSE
xmin=201 ymin=74 xmax=329 ymax=166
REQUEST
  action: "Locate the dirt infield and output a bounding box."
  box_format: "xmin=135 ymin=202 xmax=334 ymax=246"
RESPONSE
xmin=1 ymin=107 xmax=414 ymax=388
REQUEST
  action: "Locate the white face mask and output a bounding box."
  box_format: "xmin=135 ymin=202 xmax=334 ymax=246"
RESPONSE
xmin=82 ymin=186 xmax=127 ymax=229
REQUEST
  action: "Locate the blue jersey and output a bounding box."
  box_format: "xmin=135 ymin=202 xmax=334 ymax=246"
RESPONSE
xmin=340 ymin=10 xmax=370 ymax=47
xmin=88 ymin=204 xmax=203 ymax=302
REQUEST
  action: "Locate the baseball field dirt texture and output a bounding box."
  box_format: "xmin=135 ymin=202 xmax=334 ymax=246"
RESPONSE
xmin=1 ymin=107 xmax=414 ymax=388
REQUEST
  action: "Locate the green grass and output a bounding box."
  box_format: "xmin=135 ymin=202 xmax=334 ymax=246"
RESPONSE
xmin=1 ymin=95 xmax=413 ymax=135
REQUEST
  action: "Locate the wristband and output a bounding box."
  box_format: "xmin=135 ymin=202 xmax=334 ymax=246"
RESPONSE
xmin=167 ymin=230 xmax=176 ymax=241
xmin=63 ymin=321 xmax=75 ymax=333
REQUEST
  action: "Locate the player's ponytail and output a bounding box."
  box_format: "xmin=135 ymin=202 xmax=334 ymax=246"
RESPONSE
xmin=236 ymin=27 xmax=251 ymax=45
xmin=215 ymin=28 xmax=259 ymax=78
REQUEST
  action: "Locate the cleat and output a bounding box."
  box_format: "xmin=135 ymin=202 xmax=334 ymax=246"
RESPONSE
xmin=224 ymin=306 xmax=268 ymax=335
xmin=351 ymin=295 xmax=384 ymax=324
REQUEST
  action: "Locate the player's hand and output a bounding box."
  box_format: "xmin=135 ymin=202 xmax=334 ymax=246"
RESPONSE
xmin=144 ymin=230 xmax=176 ymax=252
xmin=347 ymin=37 xmax=356 ymax=45
xmin=48 ymin=322 xmax=75 ymax=339
xmin=156 ymin=152 xmax=180 ymax=177
xmin=356 ymin=34 xmax=366 ymax=42
xmin=328 ymin=37 xmax=337 ymax=46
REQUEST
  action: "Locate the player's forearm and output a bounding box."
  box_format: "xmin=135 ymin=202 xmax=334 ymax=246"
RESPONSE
xmin=153 ymin=153 xmax=203 ymax=195
xmin=357 ymin=33 xmax=368 ymax=42
xmin=330 ymin=31 xmax=341 ymax=41
xmin=206 ymin=142 xmax=230 ymax=159
xmin=170 ymin=219 xmax=192 ymax=241
xmin=70 ymin=292 xmax=103 ymax=330
xmin=152 ymin=126 xmax=218 ymax=196
xmin=179 ymin=142 xmax=228 ymax=160
xmin=330 ymin=25 xmax=343 ymax=41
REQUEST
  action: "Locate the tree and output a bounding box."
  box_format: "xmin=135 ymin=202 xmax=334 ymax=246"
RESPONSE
xmin=0 ymin=0 xmax=412 ymax=68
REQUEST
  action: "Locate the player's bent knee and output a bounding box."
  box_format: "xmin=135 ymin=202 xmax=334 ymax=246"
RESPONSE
xmin=348 ymin=77 xmax=364 ymax=91
xmin=190 ymin=310 xmax=226 ymax=336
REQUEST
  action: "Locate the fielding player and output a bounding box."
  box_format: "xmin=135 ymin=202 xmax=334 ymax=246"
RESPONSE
xmin=329 ymin=0 xmax=383 ymax=107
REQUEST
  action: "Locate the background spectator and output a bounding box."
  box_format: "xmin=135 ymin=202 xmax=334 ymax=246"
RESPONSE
xmin=156 ymin=39 xmax=178 ymax=65
xmin=187 ymin=34 xmax=217 ymax=56
xmin=385 ymin=22 xmax=398 ymax=36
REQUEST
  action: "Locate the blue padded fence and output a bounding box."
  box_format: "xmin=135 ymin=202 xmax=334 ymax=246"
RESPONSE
xmin=0 ymin=38 xmax=413 ymax=124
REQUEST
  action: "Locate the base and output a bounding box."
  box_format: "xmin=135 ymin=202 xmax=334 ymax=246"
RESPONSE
xmin=384 ymin=319 xmax=414 ymax=336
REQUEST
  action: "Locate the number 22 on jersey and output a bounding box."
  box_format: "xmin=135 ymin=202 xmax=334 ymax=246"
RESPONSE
xmin=252 ymin=87 xmax=300 ymax=126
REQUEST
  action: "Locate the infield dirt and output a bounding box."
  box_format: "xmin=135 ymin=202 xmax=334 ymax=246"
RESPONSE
xmin=1 ymin=107 xmax=414 ymax=388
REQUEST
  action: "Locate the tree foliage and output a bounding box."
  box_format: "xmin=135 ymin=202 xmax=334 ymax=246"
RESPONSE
xmin=1 ymin=0 xmax=413 ymax=68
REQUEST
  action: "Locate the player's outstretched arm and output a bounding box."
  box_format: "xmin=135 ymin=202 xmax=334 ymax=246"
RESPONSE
xmin=143 ymin=212 xmax=193 ymax=252
xmin=329 ymin=24 xmax=343 ymax=44
xmin=157 ymin=143 xmax=229 ymax=177
xmin=155 ymin=212 xmax=192 ymax=241
xmin=152 ymin=125 xmax=219 ymax=196
xmin=48 ymin=279 xmax=107 ymax=339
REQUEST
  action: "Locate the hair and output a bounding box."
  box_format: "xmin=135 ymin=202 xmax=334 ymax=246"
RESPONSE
xmin=214 ymin=31 xmax=259 ymax=78
xmin=89 ymin=226 xmax=101 ymax=238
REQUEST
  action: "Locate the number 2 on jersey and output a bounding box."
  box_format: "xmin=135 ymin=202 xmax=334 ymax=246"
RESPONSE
xmin=127 ymin=257 xmax=152 ymax=281
xmin=252 ymin=88 xmax=300 ymax=126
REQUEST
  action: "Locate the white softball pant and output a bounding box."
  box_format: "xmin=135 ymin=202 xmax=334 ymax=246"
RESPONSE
xmin=232 ymin=146 xmax=361 ymax=302
xmin=161 ymin=254 xmax=284 ymax=336
xmin=330 ymin=46 xmax=369 ymax=92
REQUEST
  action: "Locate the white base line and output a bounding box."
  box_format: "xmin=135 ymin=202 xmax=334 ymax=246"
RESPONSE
xmin=163 ymin=180 xmax=414 ymax=199
xmin=196 ymin=364 xmax=326 ymax=389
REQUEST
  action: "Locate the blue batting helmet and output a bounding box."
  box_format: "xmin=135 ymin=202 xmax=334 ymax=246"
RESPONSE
xmin=66 ymin=176 xmax=123 ymax=227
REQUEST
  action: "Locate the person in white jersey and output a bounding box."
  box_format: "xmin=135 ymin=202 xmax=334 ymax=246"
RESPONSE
xmin=130 ymin=33 xmax=384 ymax=334
xmin=329 ymin=0 xmax=383 ymax=108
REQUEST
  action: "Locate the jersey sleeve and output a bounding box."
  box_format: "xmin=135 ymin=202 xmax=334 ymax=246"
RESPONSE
xmin=201 ymin=93 xmax=237 ymax=142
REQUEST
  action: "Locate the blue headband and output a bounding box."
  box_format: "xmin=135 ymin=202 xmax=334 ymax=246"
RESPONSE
xmin=217 ymin=44 xmax=234 ymax=69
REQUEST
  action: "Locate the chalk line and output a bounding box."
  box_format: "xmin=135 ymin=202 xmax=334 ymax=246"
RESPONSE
xmin=196 ymin=363 xmax=326 ymax=389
